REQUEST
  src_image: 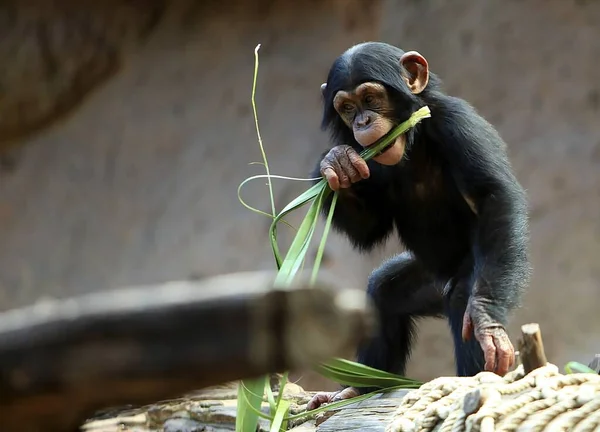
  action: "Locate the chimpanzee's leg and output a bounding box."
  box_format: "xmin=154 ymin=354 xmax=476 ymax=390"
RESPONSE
xmin=355 ymin=252 xmax=445 ymax=394
xmin=444 ymin=275 xmax=486 ymax=376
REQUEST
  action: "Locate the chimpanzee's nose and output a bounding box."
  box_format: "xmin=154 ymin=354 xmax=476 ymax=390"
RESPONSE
xmin=356 ymin=114 xmax=372 ymax=128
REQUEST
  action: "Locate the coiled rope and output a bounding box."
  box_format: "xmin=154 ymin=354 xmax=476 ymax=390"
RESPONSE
xmin=385 ymin=363 xmax=600 ymax=432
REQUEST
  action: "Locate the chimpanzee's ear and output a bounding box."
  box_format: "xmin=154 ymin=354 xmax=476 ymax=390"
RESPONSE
xmin=320 ymin=83 xmax=327 ymax=97
xmin=399 ymin=51 xmax=429 ymax=94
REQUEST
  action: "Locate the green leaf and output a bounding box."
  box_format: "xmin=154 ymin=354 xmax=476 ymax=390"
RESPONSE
xmin=564 ymin=361 xmax=598 ymax=374
xmin=274 ymin=188 xmax=327 ymax=285
xmin=270 ymin=399 xmax=291 ymax=432
xmin=311 ymin=192 xmax=338 ymax=285
xmin=269 ymin=181 xmax=327 ymax=268
xmin=322 ymin=358 xmax=422 ymax=382
xmin=265 ymin=379 xmax=277 ymax=413
xmin=316 ymin=364 xmax=421 ymax=389
xmin=274 ymin=372 xmax=289 ymax=412
xmin=236 ymin=377 xmax=268 ymax=432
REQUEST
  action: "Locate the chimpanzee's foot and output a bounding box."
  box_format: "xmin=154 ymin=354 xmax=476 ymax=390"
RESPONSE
xmin=306 ymin=387 xmax=360 ymax=410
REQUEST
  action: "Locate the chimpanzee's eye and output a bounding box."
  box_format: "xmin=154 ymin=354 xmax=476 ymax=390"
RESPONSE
xmin=364 ymin=95 xmax=375 ymax=104
xmin=343 ymin=103 xmax=355 ymax=113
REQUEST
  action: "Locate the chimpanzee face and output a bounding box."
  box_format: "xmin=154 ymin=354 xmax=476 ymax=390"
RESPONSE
xmin=331 ymin=82 xmax=405 ymax=165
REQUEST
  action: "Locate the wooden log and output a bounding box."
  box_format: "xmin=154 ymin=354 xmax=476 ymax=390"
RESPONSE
xmin=0 ymin=270 xmax=375 ymax=432
xmin=518 ymin=323 xmax=548 ymax=374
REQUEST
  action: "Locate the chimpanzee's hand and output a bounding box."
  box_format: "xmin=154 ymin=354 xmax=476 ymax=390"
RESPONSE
xmin=320 ymin=145 xmax=370 ymax=191
xmin=461 ymin=298 xmax=515 ymax=376
xmin=306 ymin=387 xmax=360 ymax=411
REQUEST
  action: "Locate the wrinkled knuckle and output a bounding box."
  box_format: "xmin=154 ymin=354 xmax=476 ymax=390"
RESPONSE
xmin=343 ymin=146 xmax=356 ymax=157
xmin=485 ymin=343 xmax=496 ymax=353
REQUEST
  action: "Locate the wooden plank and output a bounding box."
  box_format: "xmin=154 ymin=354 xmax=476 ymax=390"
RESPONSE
xmin=0 ymin=270 xmax=375 ymax=432
xmin=316 ymin=390 xmax=410 ymax=432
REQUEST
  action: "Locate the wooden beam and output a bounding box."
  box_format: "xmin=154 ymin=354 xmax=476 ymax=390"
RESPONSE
xmin=0 ymin=271 xmax=375 ymax=432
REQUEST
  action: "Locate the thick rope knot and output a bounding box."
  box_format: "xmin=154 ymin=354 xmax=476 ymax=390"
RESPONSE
xmin=386 ymin=363 xmax=600 ymax=432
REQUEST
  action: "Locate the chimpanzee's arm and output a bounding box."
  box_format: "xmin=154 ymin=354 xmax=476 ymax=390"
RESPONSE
xmin=437 ymin=100 xmax=531 ymax=325
xmin=311 ymin=152 xmax=395 ymax=253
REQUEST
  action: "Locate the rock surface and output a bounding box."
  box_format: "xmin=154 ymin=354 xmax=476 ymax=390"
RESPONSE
xmin=0 ymin=0 xmax=599 ymax=392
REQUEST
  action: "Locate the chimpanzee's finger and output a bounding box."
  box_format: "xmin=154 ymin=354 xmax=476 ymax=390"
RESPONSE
xmin=321 ymin=166 xmax=339 ymax=191
xmin=344 ymin=147 xmax=370 ymax=179
xmin=340 ymin=156 xmax=362 ymax=184
xmin=479 ymin=335 xmax=497 ymax=372
xmin=330 ymin=157 xmax=351 ymax=188
xmin=494 ymin=333 xmax=514 ymax=376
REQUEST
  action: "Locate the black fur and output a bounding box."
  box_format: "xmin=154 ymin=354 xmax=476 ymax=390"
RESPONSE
xmin=312 ymin=42 xmax=531 ymax=391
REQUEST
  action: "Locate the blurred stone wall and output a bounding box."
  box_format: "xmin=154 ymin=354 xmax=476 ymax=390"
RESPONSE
xmin=0 ymin=0 xmax=598 ymax=389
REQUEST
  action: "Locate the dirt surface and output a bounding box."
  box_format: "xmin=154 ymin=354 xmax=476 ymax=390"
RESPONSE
xmin=0 ymin=0 xmax=599 ymax=392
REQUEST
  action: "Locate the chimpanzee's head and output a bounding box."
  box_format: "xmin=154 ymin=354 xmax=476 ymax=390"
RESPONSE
xmin=320 ymin=42 xmax=432 ymax=166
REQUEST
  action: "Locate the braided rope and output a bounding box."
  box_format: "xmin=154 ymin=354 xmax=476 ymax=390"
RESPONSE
xmin=385 ymin=364 xmax=600 ymax=432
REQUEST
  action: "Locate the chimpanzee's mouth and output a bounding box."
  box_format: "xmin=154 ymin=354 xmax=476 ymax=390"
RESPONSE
xmin=375 ymin=141 xmax=395 ymax=156
xmin=366 ymin=137 xmax=398 ymax=157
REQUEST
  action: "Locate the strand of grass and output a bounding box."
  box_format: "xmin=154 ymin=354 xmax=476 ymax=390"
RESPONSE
xmin=236 ymin=43 xmax=277 ymax=432
xmin=270 ymin=399 xmax=291 ymax=432
xmin=269 ymin=181 xmax=325 ymax=268
xmin=274 ymin=372 xmax=289 ymax=410
xmin=265 ymin=379 xmax=277 ymax=413
xmin=236 ymin=377 xmax=268 ymax=432
xmin=270 ymin=374 xmax=290 ymax=432
xmin=314 ymin=366 xmax=421 ymax=389
xmin=251 ymin=44 xmax=275 ymax=218
xmin=274 ymin=185 xmax=330 ymax=285
xmin=564 ymin=361 xmax=597 ymax=374
xmin=310 ymin=193 xmax=338 ymax=285
xmin=237 ymin=173 xmax=320 ymax=232
xmin=321 ymin=358 xmax=423 ymax=382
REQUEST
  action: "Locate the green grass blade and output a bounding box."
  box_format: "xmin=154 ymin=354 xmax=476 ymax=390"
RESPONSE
xmin=274 ymin=372 xmax=289 ymax=409
xmin=270 ymin=180 xmax=327 ymax=268
xmin=274 ymin=187 xmax=329 ymax=285
xmin=250 ymin=44 xmax=275 ymax=218
xmin=237 ymin=175 xmax=297 ymax=231
xmin=236 ymin=376 xmax=268 ymax=432
xmin=237 ymin=43 xmax=276 ymax=432
xmin=269 ymin=399 xmax=291 ymax=432
xmin=265 ymin=379 xmax=277 ymax=413
xmin=322 ymin=358 xmax=422 ymax=383
xmin=564 ymin=361 xmax=598 ymax=374
xmin=315 ymin=365 xmax=420 ymax=388
xmin=311 ymin=192 xmax=338 ymax=285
